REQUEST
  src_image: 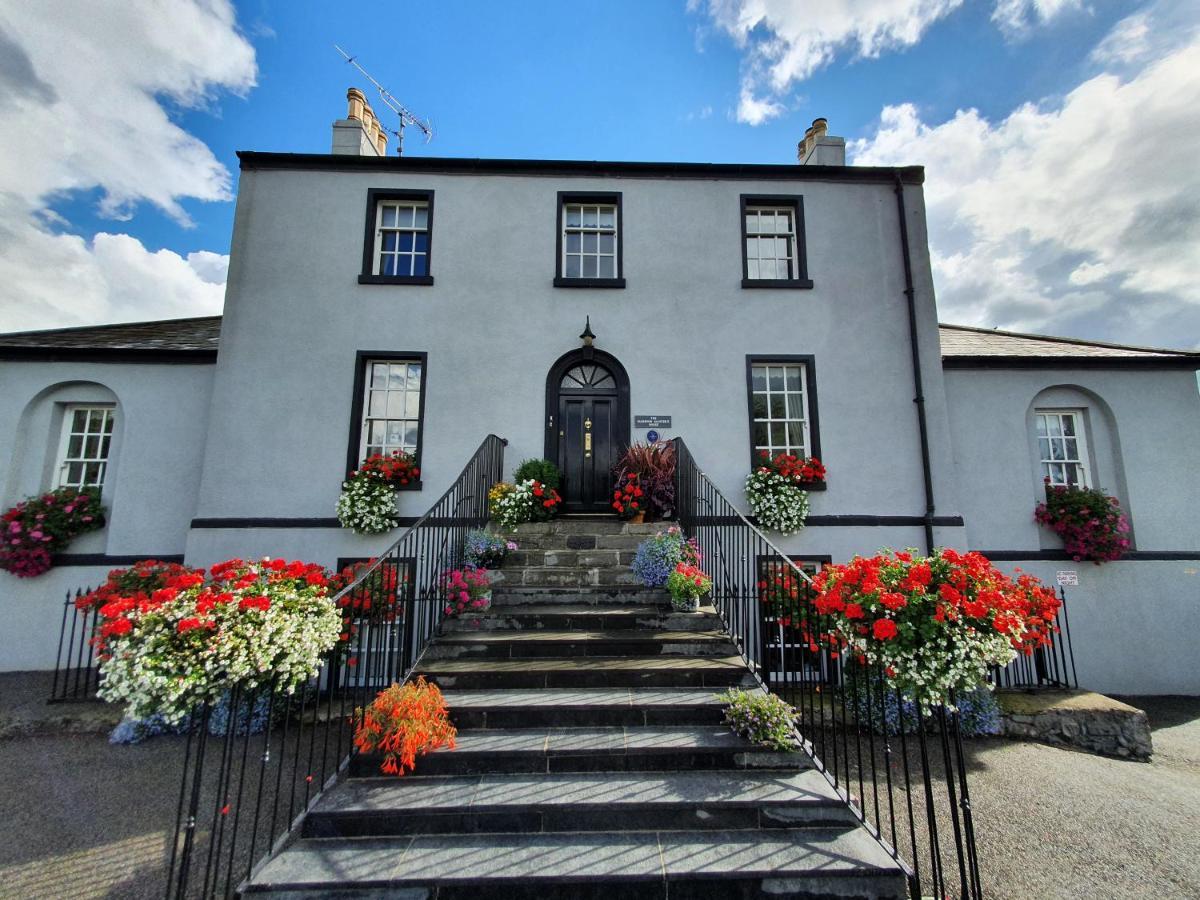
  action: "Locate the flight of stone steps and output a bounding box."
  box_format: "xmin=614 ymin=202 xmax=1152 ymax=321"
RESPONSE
xmin=245 ymin=518 xmax=907 ymax=898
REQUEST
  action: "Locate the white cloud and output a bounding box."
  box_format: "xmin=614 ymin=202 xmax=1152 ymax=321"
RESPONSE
xmin=694 ymin=0 xmax=1083 ymax=124
xmin=991 ymin=0 xmax=1081 ymax=35
xmin=850 ymin=18 xmax=1200 ymax=347
xmin=0 ymin=1 xmax=255 ymax=331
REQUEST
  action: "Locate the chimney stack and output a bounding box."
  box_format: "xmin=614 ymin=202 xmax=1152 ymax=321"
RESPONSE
xmin=798 ymin=117 xmax=845 ymax=166
xmin=332 ymin=86 xmax=387 ymax=157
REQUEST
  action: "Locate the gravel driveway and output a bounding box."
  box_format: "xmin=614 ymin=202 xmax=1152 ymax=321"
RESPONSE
xmin=0 ymin=674 xmax=1197 ymax=899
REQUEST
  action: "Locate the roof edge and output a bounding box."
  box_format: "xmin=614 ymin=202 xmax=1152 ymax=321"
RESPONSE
xmin=0 ymin=314 xmax=222 ymax=341
xmin=236 ymin=151 xmax=926 ymax=185
xmin=939 ymin=322 xmax=1200 ymax=358
xmin=0 ymin=347 xmax=218 ymax=364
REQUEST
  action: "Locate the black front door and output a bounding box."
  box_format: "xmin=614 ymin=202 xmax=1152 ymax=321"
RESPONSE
xmin=559 ymin=395 xmax=618 ymax=513
xmin=546 ymin=354 xmax=630 ymax=514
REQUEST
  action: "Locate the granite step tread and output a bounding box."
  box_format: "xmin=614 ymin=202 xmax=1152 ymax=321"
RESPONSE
xmin=441 ymin=687 xmax=732 ymax=728
xmin=317 ymin=769 xmax=845 ymax=814
xmin=245 ymin=829 xmax=906 ymax=895
xmin=435 ymin=629 xmax=729 ymax=643
xmin=442 ymin=688 xmax=728 ymax=709
xmin=416 ymin=655 xmax=747 ymax=674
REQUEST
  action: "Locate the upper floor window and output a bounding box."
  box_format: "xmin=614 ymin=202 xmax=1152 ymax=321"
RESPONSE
xmin=740 ymin=195 xmax=813 ymax=289
xmin=1035 ymin=409 xmax=1090 ymax=488
xmin=746 ymin=356 xmax=822 ymax=473
xmin=56 ymin=405 xmax=114 ymax=489
xmin=555 ymin=192 xmax=625 ymax=288
xmin=346 ymin=352 xmax=428 ymax=488
xmin=359 ymin=189 xmax=434 ymax=285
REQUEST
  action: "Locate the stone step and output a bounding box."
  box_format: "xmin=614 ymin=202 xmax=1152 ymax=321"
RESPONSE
xmin=413 ymin=655 xmax=755 ymax=691
xmin=348 ymin=725 xmax=811 ymax=777
xmin=492 ymin=567 xmax=641 ymax=588
xmin=503 ymin=520 xmax=664 ymax=536
xmin=489 ymin=586 xmax=671 ymax=607
xmin=440 ymin=603 xmax=722 ymax=633
xmin=303 ymin=770 xmax=856 ymax=838
xmin=423 ymin=630 xmax=737 ymax=661
xmin=507 ymin=532 xmax=649 ymax=551
xmin=245 ymin=829 xmax=908 ymax=898
xmin=441 ymin=687 xmax=729 ymax=728
xmin=505 ymin=548 xmax=636 ymax=568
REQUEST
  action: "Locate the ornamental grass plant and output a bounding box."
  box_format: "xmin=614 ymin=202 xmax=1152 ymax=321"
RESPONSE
xmin=353 ymin=677 xmax=457 ymax=776
xmin=614 ymin=441 xmax=676 ymax=519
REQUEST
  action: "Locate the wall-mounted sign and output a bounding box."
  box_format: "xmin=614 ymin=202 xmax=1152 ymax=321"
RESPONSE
xmin=635 ymin=415 xmax=672 ymax=429
xmin=1055 ymin=571 xmax=1078 ymax=587
xmin=646 ymin=430 xmax=660 ymax=443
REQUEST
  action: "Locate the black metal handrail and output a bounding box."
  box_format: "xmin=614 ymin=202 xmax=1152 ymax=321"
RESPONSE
xmin=165 ymin=433 xmax=506 ymax=898
xmin=674 ymin=437 xmax=984 ymax=900
xmin=49 ymin=587 xmax=102 ymax=702
xmin=992 ymin=586 xmax=1077 ymax=690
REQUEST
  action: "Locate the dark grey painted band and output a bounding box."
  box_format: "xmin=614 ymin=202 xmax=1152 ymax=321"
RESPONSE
xmin=973 ymin=550 xmax=1200 ymax=561
xmin=53 ymin=554 xmax=186 ymax=566
xmin=189 ymin=517 xmax=421 ymax=529
xmin=238 ymin=152 xmax=926 ymax=185
xmin=0 ymin=348 xmax=217 ymax=363
xmin=942 ymin=357 xmax=1200 ymax=370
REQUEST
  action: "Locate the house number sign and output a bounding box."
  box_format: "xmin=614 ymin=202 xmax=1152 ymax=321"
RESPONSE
xmin=635 ymin=415 xmax=672 ymax=429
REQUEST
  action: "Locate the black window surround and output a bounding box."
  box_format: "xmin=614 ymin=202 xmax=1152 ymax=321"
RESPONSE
xmin=745 ymin=354 xmax=824 ymax=489
xmin=345 ymin=350 xmax=428 ymax=491
xmin=740 ymin=194 xmax=813 ymax=289
xmin=358 ymin=188 xmax=435 ymax=285
xmin=554 ymin=191 xmax=626 ymax=289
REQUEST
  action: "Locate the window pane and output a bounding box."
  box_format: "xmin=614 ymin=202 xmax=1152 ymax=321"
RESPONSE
xmin=397 ymin=206 xmax=414 ymax=228
xmin=414 ymin=207 xmax=428 ymax=229
xmin=1038 ymin=438 xmax=1051 ymax=459
xmin=369 ymin=391 xmax=386 ymax=417
xmin=785 ymin=368 xmax=802 ymax=391
xmin=768 ymin=367 xmax=784 ymax=391
xmin=751 ymin=395 xmax=767 ymax=418
xmin=598 ymin=256 xmax=615 ymax=278
xmin=399 ymin=233 xmax=414 ymax=253
xmin=753 ymin=423 xmax=769 ymax=446
xmin=582 ymin=255 xmax=598 ymax=277
xmin=747 ymin=260 xmax=760 ymax=279
xmin=371 ymin=364 xmax=388 ymax=388
xmin=404 ymin=424 xmax=419 ymax=446
xmin=370 ymin=421 xmax=387 ymax=444
xmin=751 ymin=367 xmax=766 ymax=391
xmin=566 ymin=206 xmax=581 ymax=227
xmin=68 ymin=435 xmax=83 ymax=458
xmin=1036 ymin=416 xmax=1048 ymax=437
xmin=386 ymin=422 xmax=404 ymax=444
xmin=387 ymin=393 xmax=406 ymax=417
xmin=566 ymin=233 xmax=581 ymax=253
xmin=412 ymin=254 xmax=427 ymax=276
xmin=771 ymin=423 xmax=786 ymax=445
xmin=598 ymin=208 xmax=615 ymax=228
xmin=746 ymin=238 xmax=759 ymax=261
xmin=1062 ymin=416 xmax=1076 ymax=437
xmin=582 ymin=207 xmax=598 ymax=227
xmin=770 ymin=394 xmax=786 ymax=418
xmin=73 ymin=409 xmax=88 ymax=431
xmin=381 ymin=206 xmax=397 ymax=227
xmin=405 ymin=393 xmax=421 ymax=417
xmin=582 ymin=233 xmax=597 ymax=253
xmin=566 ymin=255 xmax=581 ymax=277
xmin=1047 ymin=417 xmax=1062 ymax=437
xmin=787 ymin=422 xmax=806 ymax=451
xmin=67 ymin=462 xmax=84 ymax=485
xmin=745 ymin=213 xmax=759 ymax=235
xmin=388 ymin=366 xmax=407 ymax=389
xmin=84 ymin=435 xmax=99 ymax=459
xmin=102 ymin=414 xmax=114 ymax=434
xmin=598 ymin=234 xmax=614 ymax=254
xmin=407 ymin=364 xmax=422 ymax=386
xmin=414 ymin=233 xmax=428 ymax=252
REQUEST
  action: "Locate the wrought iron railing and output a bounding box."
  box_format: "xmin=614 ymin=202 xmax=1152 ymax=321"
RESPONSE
xmin=49 ymin=587 xmax=102 ymax=702
xmin=992 ymin=586 xmax=1077 ymax=690
xmin=673 ymin=437 xmax=984 ymax=900
xmin=165 ymin=434 xmax=506 ymax=899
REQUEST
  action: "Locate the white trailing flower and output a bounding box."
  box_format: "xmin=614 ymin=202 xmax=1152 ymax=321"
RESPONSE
xmin=746 ymin=470 xmax=810 ymax=535
xmin=337 ymin=474 xmax=398 ymax=534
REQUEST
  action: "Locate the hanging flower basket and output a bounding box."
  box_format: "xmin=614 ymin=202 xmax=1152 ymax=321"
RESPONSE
xmin=336 ymin=451 xmax=420 ymax=534
xmin=746 ymin=452 xmax=823 ymax=535
xmin=1 ymin=487 xmax=106 ymax=578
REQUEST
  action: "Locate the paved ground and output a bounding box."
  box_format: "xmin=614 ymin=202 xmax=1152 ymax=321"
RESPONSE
xmin=0 ymin=673 xmax=1197 ymax=899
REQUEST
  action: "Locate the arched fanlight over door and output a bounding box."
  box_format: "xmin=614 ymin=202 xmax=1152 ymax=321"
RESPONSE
xmin=560 ymin=363 xmax=616 ymax=391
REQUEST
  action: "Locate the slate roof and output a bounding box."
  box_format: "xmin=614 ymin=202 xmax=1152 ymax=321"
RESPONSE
xmin=0 ymin=315 xmax=1195 ymax=367
xmin=0 ymin=316 xmax=221 ymax=359
xmin=938 ymin=324 xmax=1200 ymax=366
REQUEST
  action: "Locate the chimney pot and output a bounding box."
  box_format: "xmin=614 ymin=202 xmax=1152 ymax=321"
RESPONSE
xmin=376 ymin=129 xmax=388 ymax=155
xmin=346 ymin=87 xmax=366 ymax=121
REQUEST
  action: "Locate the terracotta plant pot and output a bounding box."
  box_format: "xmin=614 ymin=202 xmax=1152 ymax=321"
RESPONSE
xmin=630 ymin=510 xmax=645 ymax=524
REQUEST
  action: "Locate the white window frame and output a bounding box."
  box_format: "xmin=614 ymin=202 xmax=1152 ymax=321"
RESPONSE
xmin=359 ymin=358 xmax=423 ymax=463
xmin=55 ymin=405 xmax=115 ymax=490
xmin=744 ymin=206 xmax=797 ymax=281
xmin=1035 ymin=409 xmax=1091 ymax=488
xmin=562 ymin=202 xmax=618 ymax=279
xmin=750 ymin=362 xmax=811 ymax=460
xmin=373 ymin=200 xmax=429 ymax=277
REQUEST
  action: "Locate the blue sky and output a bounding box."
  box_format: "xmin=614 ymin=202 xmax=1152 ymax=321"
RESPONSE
xmin=2 ymin=0 xmax=1198 ymax=347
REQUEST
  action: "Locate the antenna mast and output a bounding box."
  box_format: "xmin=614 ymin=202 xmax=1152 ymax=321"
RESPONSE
xmin=334 ymin=45 xmax=432 ymax=156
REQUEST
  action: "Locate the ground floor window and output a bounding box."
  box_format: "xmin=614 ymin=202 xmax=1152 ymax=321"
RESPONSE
xmin=359 ymin=359 xmax=423 ymax=462
xmin=745 ymin=356 xmax=820 ymax=467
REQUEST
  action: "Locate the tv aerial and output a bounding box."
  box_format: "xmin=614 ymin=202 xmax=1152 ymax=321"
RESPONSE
xmin=335 ymin=45 xmax=433 ymax=156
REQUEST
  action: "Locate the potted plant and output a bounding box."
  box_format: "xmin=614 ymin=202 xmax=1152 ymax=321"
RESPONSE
xmin=353 ymin=677 xmax=457 ymax=775
xmin=809 ymin=548 xmax=1061 ymax=709
xmin=631 ymin=527 xmax=701 ymax=588
xmin=746 ymin=451 xmax=824 ymax=535
xmin=93 ymin=557 xmax=342 ymax=723
xmin=1034 ymin=479 xmax=1130 ymax=563
xmin=666 ymin=561 xmax=712 ymax=612
xmin=488 ymin=479 xmax=562 ymax=527
xmin=463 ymin=529 xmax=517 ymax=568
xmin=612 ymin=472 xmax=646 ymax=522
xmin=613 ymin=442 xmax=676 ymax=520
xmin=336 ymin=450 xmax=420 ymax=535
xmin=441 ymin=566 xmax=492 ymax=616
xmin=1 ymin=486 xmax=106 ymax=578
